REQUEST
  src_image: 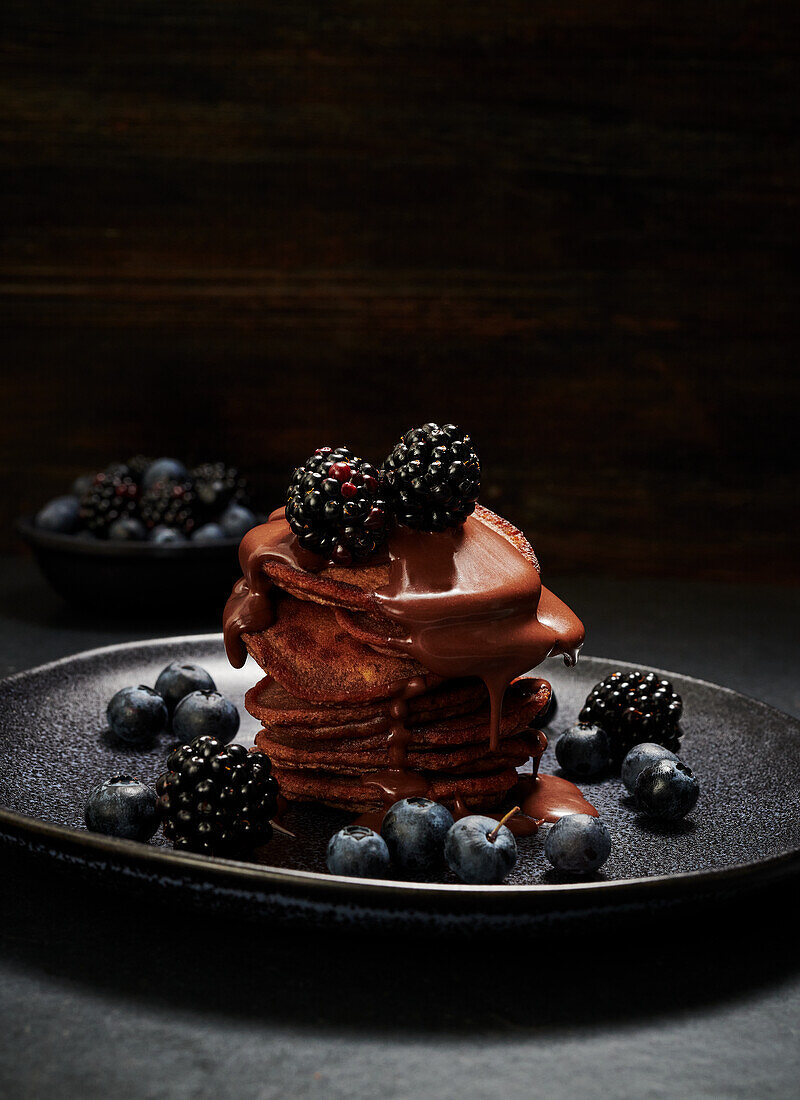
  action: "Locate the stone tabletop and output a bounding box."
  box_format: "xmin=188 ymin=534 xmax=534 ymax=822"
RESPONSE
xmin=1 ymin=554 xmax=798 ymax=1099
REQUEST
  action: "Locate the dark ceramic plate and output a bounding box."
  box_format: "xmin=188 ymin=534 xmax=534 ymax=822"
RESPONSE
xmin=0 ymin=635 xmax=798 ymax=933
xmin=17 ymin=516 xmax=242 ymax=613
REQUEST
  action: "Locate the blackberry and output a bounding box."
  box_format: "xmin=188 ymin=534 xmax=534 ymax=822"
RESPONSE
xmin=579 ymin=670 xmax=683 ymax=761
xmin=157 ymin=735 xmax=279 ymax=857
xmin=78 ymin=468 xmax=140 ymax=536
xmin=382 ymin=422 xmax=480 ymax=531
xmin=125 ymin=455 xmax=154 ymax=486
xmin=285 ymin=447 xmax=390 ymax=564
xmin=289 ymin=446 xmax=355 ymax=487
xmin=140 ymin=478 xmax=199 ymax=536
xmin=191 ymin=462 xmax=250 ymax=516
xmin=103 ymin=461 xmax=134 ymax=478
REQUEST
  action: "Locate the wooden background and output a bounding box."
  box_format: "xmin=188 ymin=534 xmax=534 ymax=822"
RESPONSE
xmin=1 ymin=2 xmax=798 ymax=580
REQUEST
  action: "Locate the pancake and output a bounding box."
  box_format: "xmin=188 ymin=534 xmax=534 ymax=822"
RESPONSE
xmin=245 ymin=675 xmax=491 ymax=730
xmin=333 ymin=607 xmax=404 ymax=650
xmin=250 ymin=670 xmax=549 ymax=810
xmin=263 ymin=557 xmax=389 ymax=611
xmin=272 ymin=764 xmax=521 ymax=813
xmin=256 ymin=730 xmax=538 ymax=775
xmin=254 ymin=678 xmax=550 ymax=750
xmin=243 ymin=594 xmax=429 ymax=703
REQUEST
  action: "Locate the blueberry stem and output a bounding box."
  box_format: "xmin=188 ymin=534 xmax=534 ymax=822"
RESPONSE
xmin=488 ymin=806 xmax=520 ymax=843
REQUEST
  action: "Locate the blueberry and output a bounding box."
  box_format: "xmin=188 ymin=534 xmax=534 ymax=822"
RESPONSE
xmin=622 ymin=743 xmax=680 ymax=794
xmin=544 ymin=813 xmax=611 ymax=874
xmin=154 ymin=661 xmax=216 ymax=718
xmin=107 ymin=685 xmax=168 ymax=744
xmin=85 ymin=776 xmax=161 ymax=841
xmin=149 ymin=525 xmax=186 ymax=544
xmin=108 ymin=516 xmax=146 ymax=541
xmin=172 ymin=690 xmax=240 ymax=743
xmin=191 ymin=522 xmax=227 ymax=542
xmin=35 ymin=495 xmax=81 ymax=534
xmin=444 ymin=815 xmax=517 ymax=884
xmin=635 ymin=759 xmax=699 ymax=820
xmin=555 ymin=723 xmax=610 ymax=778
xmin=220 ymin=503 xmax=257 ymax=539
xmin=71 ymin=473 xmax=94 ymax=498
xmin=142 ymin=457 xmax=187 ymax=491
xmin=326 ymin=825 xmax=391 ymax=878
xmin=381 ymin=797 xmax=454 ymax=876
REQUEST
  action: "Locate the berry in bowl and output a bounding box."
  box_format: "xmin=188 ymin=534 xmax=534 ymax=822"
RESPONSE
xmin=18 ymin=456 xmax=265 ymax=614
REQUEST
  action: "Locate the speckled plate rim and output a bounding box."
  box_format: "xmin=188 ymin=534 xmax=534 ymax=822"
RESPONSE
xmin=1 ymin=637 xmax=799 ymax=924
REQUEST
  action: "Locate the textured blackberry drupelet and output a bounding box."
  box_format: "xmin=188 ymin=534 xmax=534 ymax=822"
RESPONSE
xmin=299 ymin=446 xmax=353 ymax=476
xmin=191 ymin=462 xmax=250 ymax=517
xmin=579 ymin=670 xmax=683 ymax=760
xmin=382 ymin=422 xmax=480 ymax=531
xmin=157 ymin=736 xmax=279 ymax=856
xmin=285 ymin=447 xmax=390 ymax=564
xmin=139 ymin=478 xmax=199 ymax=535
xmin=78 ymin=467 xmax=140 ymax=536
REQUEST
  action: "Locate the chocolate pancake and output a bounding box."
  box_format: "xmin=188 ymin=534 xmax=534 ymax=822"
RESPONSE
xmin=264 ymin=557 xmax=389 ymax=611
xmin=333 ymin=607 xmax=404 ymax=651
xmin=255 ymin=678 xmax=550 ymax=750
xmin=271 ymin=764 xmax=521 ymax=812
xmin=245 ymin=675 xmax=491 ymax=731
xmin=256 ymin=730 xmax=537 ymax=775
xmin=243 ymin=594 xmax=429 ymax=703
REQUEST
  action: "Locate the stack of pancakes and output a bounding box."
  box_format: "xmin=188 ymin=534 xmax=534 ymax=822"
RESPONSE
xmin=240 ymin=537 xmax=552 ymax=814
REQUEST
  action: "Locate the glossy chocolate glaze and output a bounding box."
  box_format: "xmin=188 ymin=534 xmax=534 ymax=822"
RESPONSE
xmin=223 ymin=513 xmax=321 ymax=668
xmin=224 ymin=505 xmax=592 ymax=824
xmin=375 ymin=513 xmax=584 ymax=749
xmin=451 ymin=795 xmax=540 ymax=838
xmin=516 ymin=773 xmax=600 ymax=823
xmin=362 ymin=674 xmax=441 ymax=805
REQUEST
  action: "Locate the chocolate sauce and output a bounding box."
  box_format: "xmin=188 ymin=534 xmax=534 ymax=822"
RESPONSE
xmin=356 ymin=772 xmax=598 ymax=837
xmin=223 ymin=514 xmax=321 ymax=668
xmin=451 ymin=795 xmax=541 ymax=838
xmin=516 ymin=773 xmax=599 ymax=823
xmin=375 ymin=512 xmax=584 ymax=749
xmin=352 ymin=809 xmax=387 ymax=832
xmin=363 ymin=675 xmax=435 ymax=805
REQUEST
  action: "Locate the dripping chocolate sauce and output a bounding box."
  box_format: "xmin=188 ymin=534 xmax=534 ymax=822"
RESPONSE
xmin=374 ymin=514 xmax=584 ymax=750
xmin=223 ymin=507 xmax=594 ymax=826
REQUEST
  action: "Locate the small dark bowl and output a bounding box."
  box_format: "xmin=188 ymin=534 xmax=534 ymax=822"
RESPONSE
xmin=17 ymin=516 xmax=244 ymax=614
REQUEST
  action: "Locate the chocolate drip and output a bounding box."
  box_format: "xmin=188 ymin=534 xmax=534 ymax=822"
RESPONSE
xmin=449 ymin=731 xmax=598 ymax=836
xmin=363 ymin=674 xmax=436 ymax=805
xmin=375 ymin=513 xmax=584 ymax=749
xmin=359 ymin=769 xmax=599 ymax=838
xmin=223 ymin=513 xmax=321 ymax=667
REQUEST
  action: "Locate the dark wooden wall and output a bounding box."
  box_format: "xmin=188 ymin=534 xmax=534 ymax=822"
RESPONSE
xmin=2 ymin=2 xmax=798 ymax=580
